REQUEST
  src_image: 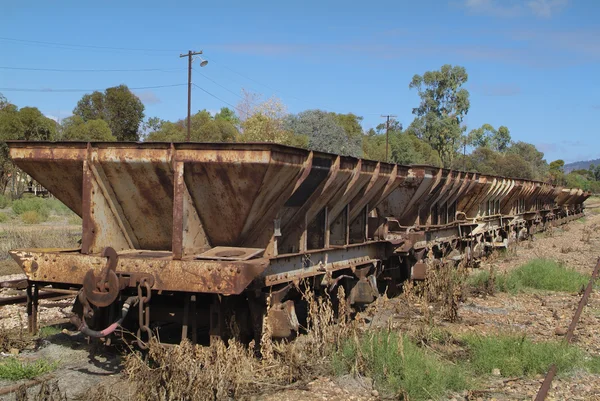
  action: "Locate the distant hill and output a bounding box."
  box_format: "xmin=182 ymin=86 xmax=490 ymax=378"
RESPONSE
xmin=565 ymin=158 xmax=600 ymax=173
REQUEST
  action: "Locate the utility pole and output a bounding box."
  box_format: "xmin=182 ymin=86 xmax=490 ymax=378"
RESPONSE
xmin=381 ymin=115 xmax=397 ymax=162
xmin=180 ymin=50 xmax=204 ymax=142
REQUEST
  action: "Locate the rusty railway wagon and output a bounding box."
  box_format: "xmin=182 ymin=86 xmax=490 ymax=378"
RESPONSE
xmin=7 ymin=141 xmax=590 ymax=346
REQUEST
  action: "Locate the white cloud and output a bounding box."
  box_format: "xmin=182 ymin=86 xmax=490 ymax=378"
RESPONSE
xmin=134 ymin=90 xmax=161 ymax=105
xmin=527 ymin=0 xmax=569 ymax=18
xmin=459 ymin=0 xmax=569 ymax=18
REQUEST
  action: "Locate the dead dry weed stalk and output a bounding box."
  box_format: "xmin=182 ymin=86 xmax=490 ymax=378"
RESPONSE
xmin=424 ymin=255 xmax=468 ymax=323
xmin=15 ymin=380 xmax=67 ymax=401
xmin=124 ymin=285 xmax=353 ymax=401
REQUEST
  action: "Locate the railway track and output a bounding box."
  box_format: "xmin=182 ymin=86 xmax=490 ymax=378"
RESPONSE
xmin=0 ymin=279 xmax=77 ymax=307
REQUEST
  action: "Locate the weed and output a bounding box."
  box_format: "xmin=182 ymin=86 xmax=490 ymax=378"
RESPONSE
xmin=125 ymin=286 xmax=348 ymax=401
xmin=0 ymin=194 xmax=10 ymax=209
xmin=495 ymin=259 xmax=589 ymax=294
xmin=467 ymin=267 xmax=496 ymax=296
xmin=0 ymin=212 xmax=8 ymax=223
xmin=0 ymin=358 xmax=57 ymax=380
xmin=16 ymin=380 xmax=67 ymax=401
xmin=333 ymin=329 xmax=469 ymax=400
xmin=560 ymin=246 xmax=574 ymax=254
xmin=464 ymin=334 xmax=582 ymax=377
xmin=425 ymin=259 xmax=468 ymax=322
xmin=38 ymin=325 xmax=62 ymax=338
xmin=21 ymin=210 xmax=46 ymax=224
xmin=582 ymin=226 xmax=592 ymax=243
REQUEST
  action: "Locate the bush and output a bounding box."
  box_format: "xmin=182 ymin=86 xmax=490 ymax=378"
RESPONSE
xmin=0 ymin=212 xmax=8 ymax=223
xmin=333 ymin=330 xmax=468 ymax=400
xmin=464 ymin=334 xmax=582 ymax=377
xmin=21 ymin=210 xmax=47 ymax=224
xmin=496 ymin=259 xmax=589 ymax=293
xmin=0 ymin=194 xmax=10 ymax=209
xmin=46 ymin=198 xmax=72 ymax=215
xmin=12 ymin=197 xmax=50 ymax=220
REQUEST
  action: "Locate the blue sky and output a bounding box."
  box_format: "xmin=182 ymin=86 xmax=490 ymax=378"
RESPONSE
xmin=1 ymin=0 xmax=598 ymax=163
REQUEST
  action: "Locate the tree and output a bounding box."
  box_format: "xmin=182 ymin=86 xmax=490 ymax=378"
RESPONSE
xmin=237 ymin=93 xmax=307 ymax=147
xmin=286 ymin=110 xmax=360 ymax=156
xmin=507 ymin=141 xmax=548 ymax=180
xmin=549 ymin=159 xmax=565 ymax=184
xmin=407 ymin=64 xmax=470 ymax=168
xmin=60 ymin=116 xmax=116 ymax=141
xmin=73 ymin=84 xmax=145 ymax=141
xmin=468 ymin=124 xmax=512 ymax=153
xmin=145 ymin=109 xmax=239 ymax=143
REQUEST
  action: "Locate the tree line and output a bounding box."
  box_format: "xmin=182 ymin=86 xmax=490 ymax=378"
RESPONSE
xmin=1 ymin=64 xmax=595 ymax=195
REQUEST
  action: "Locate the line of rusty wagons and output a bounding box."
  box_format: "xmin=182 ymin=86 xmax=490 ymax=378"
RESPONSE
xmin=6 ymin=141 xmax=590 ymax=346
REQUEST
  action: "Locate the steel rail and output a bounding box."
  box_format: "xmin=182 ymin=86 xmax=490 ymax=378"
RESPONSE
xmin=534 ymin=257 xmax=600 ymax=401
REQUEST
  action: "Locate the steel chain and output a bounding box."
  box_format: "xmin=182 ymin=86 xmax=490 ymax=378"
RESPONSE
xmin=136 ymin=278 xmax=152 ymax=349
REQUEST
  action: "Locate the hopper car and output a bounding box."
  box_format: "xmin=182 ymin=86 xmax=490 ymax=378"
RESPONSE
xmin=6 ymin=142 xmax=590 ymax=346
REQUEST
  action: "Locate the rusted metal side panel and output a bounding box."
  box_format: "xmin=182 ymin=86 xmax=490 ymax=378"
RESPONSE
xmin=501 ymin=180 xmax=524 ymax=215
xmin=181 ymin=149 xmax=306 ymax=247
xmin=81 ymin=158 xmax=131 ymax=254
xmin=366 ymin=164 xmax=409 ymax=215
xmin=348 ymin=162 xmax=396 ymax=222
xmin=97 ymin=148 xmax=174 ymax=250
xmin=375 ymin=169 xmax=423 ymax=220
xmin=10 ymin=249 xmax=268 ymax=295
xmin=463 ymin=177 xmax=493 ymax=218
xmin=457 ymin=176 xmax=486 ymax=217
xmin=279 ymin=156 xmax=355 ymax=253
xmin=418 ymin=169 xmax=453 ymax=225
xmin=327 ymin=160 xmax=376 ymax=225
xmin=172 ymin=160 xmax=211 ymax=259
xmin=397 ymin=166 xmax=441 ymax=225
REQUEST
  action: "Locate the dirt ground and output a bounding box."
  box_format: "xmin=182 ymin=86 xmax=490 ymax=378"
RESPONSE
xmin=1 ymin=208 xmax=600 ymax=400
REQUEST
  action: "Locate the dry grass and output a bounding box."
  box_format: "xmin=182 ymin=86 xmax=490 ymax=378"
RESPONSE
xmin=424 ymin=258 xmax=468 ymax=322
xmin=15 ymin=380 xmax=67 ymax=401
xmin=0 ymin=226 xmax=81 ymax=262
xmin=124 ymin=286 xmax=351 ymax=401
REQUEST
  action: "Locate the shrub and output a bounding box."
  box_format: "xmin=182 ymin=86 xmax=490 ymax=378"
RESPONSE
xmin=496 ymin=259 xmax=589 ymax=293
xmin=0 ymin=194 xmax=10 ymax=209
xmin=46 ymin=198 xmax=72 ymax=215
xmin=0 ymin=212 xmax=8 ymax=223
xmin=21 ymin=210 xmax=46 ymax=224
xmin=12 ymin=197 xmax=50 ymax=220
xmin=464 ymin=334 xmax=582 ymax=377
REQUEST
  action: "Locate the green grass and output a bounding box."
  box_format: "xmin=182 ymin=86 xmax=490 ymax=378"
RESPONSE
xmin=332 ymin=330 xmax=469 ymax=400
xmin=464 ymin=334 xmax=582 ymax=377
xmin=0 ymin=358 xmax=57 ymax=380
xmin=0 ymin=194 xmax=10 ymax=209
xmin=38 ymin=325 xmax=62 ymax=338
xmin=495 ymin=259 xmax=589 ymax=294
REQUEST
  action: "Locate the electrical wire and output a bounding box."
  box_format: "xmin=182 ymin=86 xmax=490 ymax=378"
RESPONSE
xmin=0 ymin=84 xmax=186 ymax=93
xmin=0 ymin=66 xmax=182 ymax=73
xmin=192 ymin=83 xmax=245 ymax=115
xmin=0 ymin=37 xmax=178 ymax=52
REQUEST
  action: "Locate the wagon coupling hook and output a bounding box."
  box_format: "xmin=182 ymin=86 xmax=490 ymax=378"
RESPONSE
xmin=82 ymin=247 xmax=120 ymax=307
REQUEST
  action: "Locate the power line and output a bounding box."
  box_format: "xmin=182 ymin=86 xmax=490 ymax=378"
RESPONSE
xmin=0 ymin=37 xmax=178 ymax=52
xmin=192 ymin=83 xmax=244 ymax=115
xmin=0 ymin=84 xmax=186 ymax=93
xmin=193 ymin=67 xmax=244 ymax=100
xmin=0 ymin=66 xmax=182 ymax=73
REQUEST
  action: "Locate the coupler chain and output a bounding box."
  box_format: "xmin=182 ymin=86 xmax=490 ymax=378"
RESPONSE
xmin=136 ymin=278 xmax=152 ymax=349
